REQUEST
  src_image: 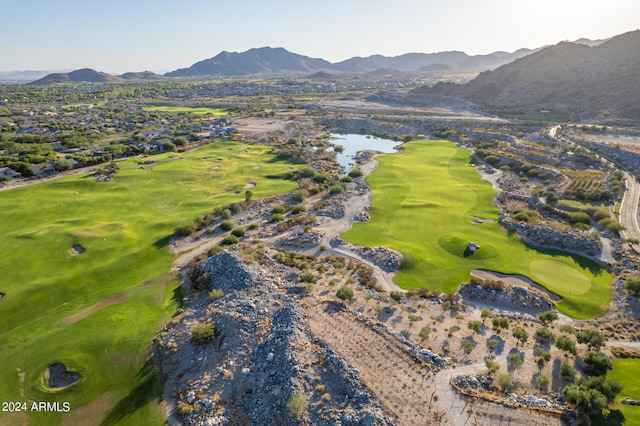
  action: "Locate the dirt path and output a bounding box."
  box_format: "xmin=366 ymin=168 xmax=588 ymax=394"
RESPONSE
xmin=305 ymin=301 xmax=447 ymax=425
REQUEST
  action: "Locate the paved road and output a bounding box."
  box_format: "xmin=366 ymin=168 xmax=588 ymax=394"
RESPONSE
xmin=620 ymin=171 xmax=640 ymax=246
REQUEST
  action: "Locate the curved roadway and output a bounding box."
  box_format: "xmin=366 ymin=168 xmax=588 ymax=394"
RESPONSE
xmin=620 ymin=171 xmax=640 ymax=246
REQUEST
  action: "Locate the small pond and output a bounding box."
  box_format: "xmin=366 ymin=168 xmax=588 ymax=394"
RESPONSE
xmin=330 ymin=134 xmax=401 ymax=171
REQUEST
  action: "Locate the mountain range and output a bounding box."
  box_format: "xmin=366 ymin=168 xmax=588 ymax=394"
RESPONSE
xmin=28 ymin=69 xmax=163 ymax=85
xmin=413 ymin=30 xmax=640 ymax=121
xmin=163 ymin=46 xmax=539 ymax=77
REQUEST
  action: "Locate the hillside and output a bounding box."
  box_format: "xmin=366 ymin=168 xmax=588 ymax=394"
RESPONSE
xmin=29 ymin=68 xmax=123 ymax=84
xmin=165 ymin=47 xmax=333 ymax=77
xmin=415 ymin=30 xmax=640 ymax=121
xmin=118 ymin=70 xmax=163 ymax=80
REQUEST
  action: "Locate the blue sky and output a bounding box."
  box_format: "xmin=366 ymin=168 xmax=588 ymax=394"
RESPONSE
xmin=1 ymin=0 xmax=638 ymax=72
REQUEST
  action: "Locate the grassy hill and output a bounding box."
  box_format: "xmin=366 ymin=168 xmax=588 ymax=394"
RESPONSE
xmin=343 ymin=140 xmax=611 ymax=319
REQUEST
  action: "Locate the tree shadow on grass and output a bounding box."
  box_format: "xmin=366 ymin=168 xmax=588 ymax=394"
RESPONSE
xmin=100 ymin=360 xmax=163 ymax=426
xmin=153 ymin=235 xmax=171 ymax=249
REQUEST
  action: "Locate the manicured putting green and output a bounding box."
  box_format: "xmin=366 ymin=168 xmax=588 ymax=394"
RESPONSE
xmin=342 ymin=140 xmax=611 ymax=319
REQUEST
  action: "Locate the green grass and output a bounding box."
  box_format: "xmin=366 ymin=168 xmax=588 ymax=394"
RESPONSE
xmin=554 ymin=199 xmax=603 ymax=213
xmin=143 ymin=106 xmax=233 ymax=116
xmin=606 ymin=359 xmax=640 ymax=425
xmin=0 ymin=141 xmax=300 ymax=425
xmin=342 ymin=140 xmax=611 ymax=319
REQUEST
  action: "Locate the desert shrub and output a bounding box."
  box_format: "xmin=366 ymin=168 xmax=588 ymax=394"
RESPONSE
xmin=190 ymin=323 xmax=218 ymax=344
xmin=624 ymin=277 xmax=640 ymax=295
xmin=329 ymin=184 xmax=344 ymax=195
xmin=569 ymin=211 xmax=591 ymax=224
xmin=231 ymin=227 xmax=246 ymax=237
xmin=272 ymin=205 xmax=286 ymax=214
xmin=312 ymin=173 xmax=329 ymax=183
xmin=419 ymin=327 xmax=431 ymax=340
xmin=535 ymin=327 xmax=554 ymax=342
xmin=535 ymin=347 xmax=551 ymax=364
xmin=508 ymin=352 xmax=523 ymax=368
xmin=248 ymin=222 xmax=259 ymax=230
xmin=219 ymin=220 xmax=234 ymax=231
xmin=537 ymin=374 xmax=550 ymax=390
xmin=291 ymin=204 xmax=306 ymax=214
xmin=560 ymin=324 xmax=576 ymax=334
xmin=461 ymin=339 xmax=476 ymax=354
xmin=467 ymin=320 xmax=482 ymax=333
xmin=390 ymin=291 xmax=403 ymax=302
xmin=348 ymin=168 xmax=363 ymax=178
xmin=175 ymin=222 xmax=197 ymax=237
xmin=287 ymin=393 xmax=309 ymax=420
xmin=299 ymin=271 xmax=317 ymax=284
xmin=485 ymin=359 xmax=500 ymax=375
xmin=208 ymin=289 xmax=224 ymax=301
xmin=220 ymin=235 xmax=239 ymax=246
xmin=270 ymin=213 xmax=285 ymax=222
xmin=497 ymin=374 xmax=513 ymax=392
xmin=492 ymin=316 xmax=510 ymax=331
xmin=336 ymin=286 xmax=354 ymax=301
xmin=291 ymin=189 xmax=307 ymax=202
xmin=537 ymin=310 xmax=558 ymax=324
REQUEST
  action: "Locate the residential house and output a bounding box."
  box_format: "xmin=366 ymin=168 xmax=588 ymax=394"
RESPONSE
xmin=0 ymin=167 xmax=21 ymax=179
xmin=30 ymin=162 xmax=56 ymax=177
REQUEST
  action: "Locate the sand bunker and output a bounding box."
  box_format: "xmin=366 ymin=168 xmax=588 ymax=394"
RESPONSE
xmin=45 ymin=362 xmax=80 ymax=389
xmin=244 ymin=182 xmax=257 ymax=188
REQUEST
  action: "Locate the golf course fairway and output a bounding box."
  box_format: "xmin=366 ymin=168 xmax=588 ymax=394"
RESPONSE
xmin=0 ymin=141 xmax=300 ymax=425
xmin=342 ymin=140 xmax=611 ymax=319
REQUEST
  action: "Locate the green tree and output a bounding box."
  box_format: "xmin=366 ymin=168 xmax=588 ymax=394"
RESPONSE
xmin=576 ymin=329 xmax=605 ymax=351
xmin=244 ymin=190 xmax=252 ymax=202
xmin=560 ymin=360 xmax=577 ymax=380
xmin=583 ymin=351 xmax=613 ymax=376
xmin=556 ymin=335 xmax=577 ymax=355
xmin=163 ymin=141 xmax=177 ymax=152
xmin=512 ymin=326 xmax=528 ymax=346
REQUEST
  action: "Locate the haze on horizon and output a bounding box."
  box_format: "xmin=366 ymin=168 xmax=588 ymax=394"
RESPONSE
xmin=1 ymin=0 xmax=638 ymax=73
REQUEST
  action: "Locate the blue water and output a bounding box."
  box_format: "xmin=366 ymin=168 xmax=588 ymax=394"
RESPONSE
xmin=330 ymin=134 xmax=401 ymax=171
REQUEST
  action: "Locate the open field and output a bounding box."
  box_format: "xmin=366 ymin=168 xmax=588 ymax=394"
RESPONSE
xmin=0 ymin=141 xmax=300 ymax=425
xmin=342 ymin=140 xmax=611 ymax=319
xmin=143 ymin=106 xmax=233 ymax=116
